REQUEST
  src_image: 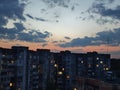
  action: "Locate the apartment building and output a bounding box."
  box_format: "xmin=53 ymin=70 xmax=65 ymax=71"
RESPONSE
xmin=0 ymin=46 xmax=112 ymax=90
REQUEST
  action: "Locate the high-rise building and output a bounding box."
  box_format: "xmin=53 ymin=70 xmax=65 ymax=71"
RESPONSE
xmin=12 ymin=46 xmax=29 ymax=90
xmin=0 ymin=46 xmax=112 ymax=90
xmin=37 ymin=49 xmax=51 ymax=90
xmin=86 ymin=52 xmax=111 ymax=79
xmin=0 ymin=47 xmax=16 ymax=90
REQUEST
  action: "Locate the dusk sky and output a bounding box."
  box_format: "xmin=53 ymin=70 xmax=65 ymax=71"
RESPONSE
xmin=0 ymin=0 xmax=120 ymax=58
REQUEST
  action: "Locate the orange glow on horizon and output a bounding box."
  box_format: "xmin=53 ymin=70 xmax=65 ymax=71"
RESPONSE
xmin=0 ymin=40 xmax=120 ymax=58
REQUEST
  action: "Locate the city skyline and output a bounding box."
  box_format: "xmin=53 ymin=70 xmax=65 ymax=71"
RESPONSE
xmin=0 ymin=0 xmax=120 ymax=58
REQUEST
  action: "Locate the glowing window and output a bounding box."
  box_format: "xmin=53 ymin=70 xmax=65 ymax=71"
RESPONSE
xmin=96 ymin=57 xmax=99 ymax=60
xmin=81 ymin=61 xmax=83 ymax=64
xmin=73 ymin=88 xmax=77 ymax=90
xmin=62 ymin=68 xmax=64 ymax=71
xmin=32 ymin=65 xmax=36 ymax=68
xmin=96 ymin=64 xmax=99 ymax=67
xmin=58 ymin=71 xmax=63 ymax=75
xmin=106 ymin=68 xmax=109 ymax=71
xmin=9 ymin=83 xmax=13 ymax=87
xmin=66 ymin=75 xmax=70 ymax=79
xmin=100 ymin=61 xmax=103 ymax=64
xmin=54 ymin=64 xmax=58 ymax=67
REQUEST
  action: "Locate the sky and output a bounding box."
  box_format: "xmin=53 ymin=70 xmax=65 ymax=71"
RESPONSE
xmin=0 ymin=0 xmax=120 ymax=58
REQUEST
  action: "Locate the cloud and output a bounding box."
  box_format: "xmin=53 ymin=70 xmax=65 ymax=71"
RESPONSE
xmin=17 ymin=30 xmax=51 ymax=42
xmin=0 ymin=24 xmax=51 ymax=42
xmin=52 ymin=41 xmax=58 ymax=43
xmin=64 ymin=36 xmax=71 ymax=40
xmin=42 ymin=43 xmax=48 ymax=47
xmin=35 ymin=17 xmax=48 ymax=22
xmin=88 ymin=0 xmax=120 ymax=20
xmin=0 ymin=0 xmax=53 ymax=43
xmin=0 ymin=0 xmax=26 ymax=25
xmin=14 ymin=23 xmax=26 ymax=31
xmin=58 ymin=28 xmax=120 ymax=47
xmin=26 ymin=14 xmax=48 ymax=22
xmin=71 ymin=6 xmax=75 ymax=11
xmin=26 ymin=14 xmax=34 ymax=19
xmin=42 ymin=0 xmax=70 ymax=8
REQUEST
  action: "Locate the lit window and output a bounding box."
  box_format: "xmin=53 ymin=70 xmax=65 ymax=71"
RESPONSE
xmin=54 ymin=64 xmax=58 ymax=68
xmin=106 ymin=68 xmax=109 ymax=71
xmin=62 ymin=68 xmax=64 ymax=71
xmin=11 ymin=60 xmax=14 ymax=64
xmin=9 ymin=82 xmax=13 ymax=87
xmin=66 ymin=75 xmax=70 ymax=79
xmin=96 ymin=57 xmax=99 ymax=60
xmin=81 ymin=61 xmax=83 ymax=64
xmin=32 ymin=65 xmax=36 ymax=68
xmin=96 ymin=64 xmax=99 ymax=67
xmin=100 ymin=61 xmax=103 ymax=64
xmin=58 ymin=71 xmax=63 ymax=75
xmin=2 ymin=54 xmax=5 ymax=57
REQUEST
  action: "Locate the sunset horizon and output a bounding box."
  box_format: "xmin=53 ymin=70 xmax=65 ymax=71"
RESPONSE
xmin=0 ymin=0 xmax=120 ymax=59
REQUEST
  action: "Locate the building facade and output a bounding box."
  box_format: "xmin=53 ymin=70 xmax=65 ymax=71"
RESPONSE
xmin=0 ymin=46 xmax=112 ymax=90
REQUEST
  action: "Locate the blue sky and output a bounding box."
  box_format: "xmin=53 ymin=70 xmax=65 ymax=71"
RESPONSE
xmin=0 ymin=0 xmax=120 ymax=58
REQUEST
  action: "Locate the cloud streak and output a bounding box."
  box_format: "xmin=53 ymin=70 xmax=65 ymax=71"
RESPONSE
xmin=26 ymin=14 xmax=48 ymax=22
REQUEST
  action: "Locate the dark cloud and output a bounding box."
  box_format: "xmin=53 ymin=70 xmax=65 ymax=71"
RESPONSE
xmin=52 ymin=41 xmax=58 ymax=43
xmin=0 ymin=0 xmax=52 ymax=43
xmin=0 ymin=16 xmax=8 ymax=26
xmin=58 ymin=28 xmax=120 ymax=47
xmin=71 ymin=6 xmax=75 ymax=11
xmin=0 ymin=0 xmax=26 ymax=24
xmin=52 ymin=40 xmax=66 ymax=44
xmin=35 ymin=17 xmax=48 ymax=22
xmin=26 ymin=14 xmax=34 ymax=19
xmin=14 ymin=23 xmax=26 ymax=31
xmin=26 ymin=14 xmax=48 ymax=22
xmin=0 ymin=25 xmax=51 ymax=42
xmin=95 ymin=0 xmax=115 ymax=4
xmin=89 ymin=0 xmax=120 ymax=20
xmin=18 ymin=31 xmax=50 ymax=42
xmin=64 ymin=36 xmax=71 ymax=40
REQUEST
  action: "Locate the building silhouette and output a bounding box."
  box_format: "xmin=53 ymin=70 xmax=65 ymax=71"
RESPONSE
xmin=0 ymin=46 xmax=119 ymax=90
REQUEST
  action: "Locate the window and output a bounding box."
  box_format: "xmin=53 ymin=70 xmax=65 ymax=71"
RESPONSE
xmin=58 ymin=71 xmax=63 ymax=75
xmin=96 ymin=64 xmax=99 ymax=67
xmin=100 ymin=61 xmax=103 ymax=64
